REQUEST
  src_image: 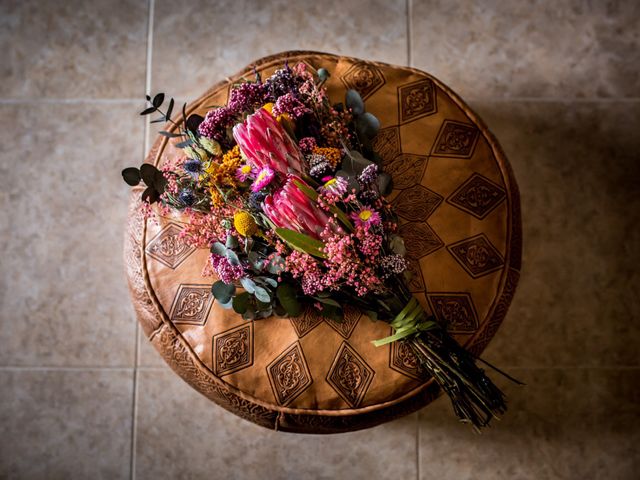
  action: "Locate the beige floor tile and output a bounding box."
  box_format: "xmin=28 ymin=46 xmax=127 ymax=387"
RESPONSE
xmin=0 ymin=369 xmax=133 ymax=479
xmin=418 ymin=368 xmax=640 ymax=480
xmin=138 ymin=334 xmax=167 ymax=367
xmin=0 ymin=103 xmax=144 ymax=366
xmin=411 ymin=0 xmax=640 ymax=99
xmin=0 ymin=0 xmax=148 ymax=99
xmin=468 ymin=101 xmax=640 ymax=367
xmin=136 ymin=369 xmax=418 ymax=480
xmin=151 ymin=0 xmax=408 ymax=99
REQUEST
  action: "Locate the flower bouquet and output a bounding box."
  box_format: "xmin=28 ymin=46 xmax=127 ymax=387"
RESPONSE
xmin=123 ymin=62 xmax=519 ymax=430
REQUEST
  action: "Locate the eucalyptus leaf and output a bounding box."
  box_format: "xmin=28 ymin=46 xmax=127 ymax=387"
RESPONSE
xmin=262 ymin=277 xmax=278 ymax=288
xmin=240 ymin=277 xmax=256 ymax=294
xmin=356 ymin=112 xmax=380 ymax=139
xmin=153 ymin=170 xmax=167 ymax=193
xmin=152 ymin=93 xmax=165 ymax=108
xmin=242 ymin=308 xmax=256 ymax=320
xmin=276 ymin=283 xmax=301 ymax=317
xmin=141 ymin=186 xmax=159 ymax=204
xmin=389 ymin=235 xmax=406 ymax=256
xmin=226 ymin=249 xmax=240 ymax=266
xmin=232 ymin=292 xmax=250 ymax=314
xmin=186 ymin=114 xmax=204 ymax=133
xmin=211 ymin=280 xmax=235 ymax=303
xmin=122 ymin=167 xmax=141 ymax=186
xmin=218 ymin=298 xmax=234 ymax=310
xmin=253 ymin=286 xmax=271 ymax=303
xmin=140 ymin=106 xmax=156 ymax=116
xmin=345 ymin=89 xmax=365 ymax=116
xmin=210 ymin=242 xmax=227 ymax=256
xmin=312 ymin=296 xmax=341 ymax=308
xmin=377 ymin=172 xmax=393 ymax=196
xmin=317 ymin=68 xmax=330 ymax=82
xmin=267 ymin=256 xmax=285 ymax=274
xmin=159 ymin=130 xmax=182 ymax=139
xmin=226 ymin=234 xmax=239 ymax=249
xmin=165 ymin=98 xmax=175 ymax=121
xmin=139 ymin=164 xmax=157 ymax=186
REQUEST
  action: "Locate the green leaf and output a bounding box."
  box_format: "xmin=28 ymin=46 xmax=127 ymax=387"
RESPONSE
xmin=210 ymin=242 xmax=227 ymax=256
xmin=141 ymin=186 xmax=159 ymax=204
xmin=253 ymin=286 xmax=271 ymax=303
xmin=345 ymin=89 xmax=365 ymax=116
xmin=262 ymin=277 xmax=278 ymax=288
xmin=365 ymin=310 xmax=379 ymax=321
xmin=356 ymin=112 xmax=380 ymax=139
xmin=165 ymin=98 xmax=174 ymax=121
xmin=226 ymin=249 xmax=240 ymax=266
xmin=226 ymin=234 xmax=238 ymax=249
xmin=317 ymin=68 xmax=330 ymax=82
xmin=267 ymin=255 xmax=285 ymax=274
xmin=152 ymin=93 xmax=165 ymax=108
xmin=139 ymin=164 xmax=157 ymax=186
xmin=312 ymin=296 xmax=341 ymax=308
xmin=211 ymin=280 xmax=235 ymax=303
xmin=276 ymin=283 xmax=301 ymax=317
xmin=240 ymin=277 xmax=256 ymax=294
xmin=319 ymin=304 xmax=342 ymax=321
xmin=122 ymin=167 xmax=141 ymax=186
xmin=274 ymin=228 xmax=327 ymax=259
xmin=218 ymin=298 xmax=234 ymax=309
xmin=232 ymin=292 xmax=250 ymax=314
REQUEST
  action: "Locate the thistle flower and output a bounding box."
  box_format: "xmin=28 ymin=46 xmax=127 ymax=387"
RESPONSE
xmin=178 ymin=188 xmax=196 ymax=206
xmin=183 ymin=158 xmax=203 ymax=178
xmin=262 ymin=175 xmax=333 ymax=240
xmin=251 ymin=166 xmax=275 ymax=192
xmin=351 ymin=206 xmax=381 ymax=229
xmin=232 ymin=108 xmax=304 ymax=176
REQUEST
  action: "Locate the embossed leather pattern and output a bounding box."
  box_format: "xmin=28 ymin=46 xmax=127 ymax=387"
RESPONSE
xmin=124 ymin=51 xmax=522 ymax=434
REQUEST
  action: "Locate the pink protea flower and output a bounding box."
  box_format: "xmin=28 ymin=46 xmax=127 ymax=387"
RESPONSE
xmin=262 ymin=175 xmax=332 ymax=240
xmin=350 ymin=206 xmax=382 ymax=229
xmin=232 ymin=108 xmax=304 ymax=176
xmin=251 ymin=166 xmax=275 ymax=192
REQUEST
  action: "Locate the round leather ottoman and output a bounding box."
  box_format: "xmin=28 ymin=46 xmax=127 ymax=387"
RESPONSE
xmin=124 ymin=51 xmax=521 ymax=433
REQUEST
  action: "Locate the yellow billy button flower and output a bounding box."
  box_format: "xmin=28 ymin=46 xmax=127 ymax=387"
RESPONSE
xmin=233 ymin=211 xmax=258 ymax=237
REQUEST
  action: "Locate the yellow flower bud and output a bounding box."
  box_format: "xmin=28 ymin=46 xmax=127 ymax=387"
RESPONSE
xmin=233 ymin=211 xmax=258 ymax=237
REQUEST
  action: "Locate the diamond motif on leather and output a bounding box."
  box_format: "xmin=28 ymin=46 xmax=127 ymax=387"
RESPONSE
xmin=324 ymin=306 xmax=360 ymax=339
xmin=145 ymin=222 xmax=195 ymax=269
xmin=212 ymin=322 xmax=254 ymax=376
xmin=405 ymin=258 xmax=425 ymax=293
xmin=447 ymin=173 xmax=506 ymax=219
xmin=399 ymin=222 xmax=444 ymax=259
xmin=372 ymin=126 xmax=401 ymax=165
xmin=267 ymin=341 xmax=313 ymax=406
xmin=290 ymin=306 xmax=323 ymax=338
xmin=398 ymin=79 xmax=437 ymax=124
xmin=392 ymin=185 xmax=443 ymax=221
xmin=326 ymin=342 xmax=375 ymax=408
xmin=427 ymin=292 xmax=479 ymax=333
xmin=431 ymin=120 xmax=479 ymax=158
xmin=169 ymin=284 xmax=214 ymax=325
xmin=390 ymin=337 xmax=429 ymax=381
xmin=340 ymin=62 xmax=386 ymax=100
xmin=448 ymin=234 xmax=505 ymax=278
xmin=382 ymin=153 xmax=428 ymax=190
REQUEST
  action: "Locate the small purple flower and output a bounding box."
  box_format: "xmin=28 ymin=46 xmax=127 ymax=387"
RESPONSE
xmin=319 ymin=176 xmax=348 ymax=198
xmin=198 ymin=106 xmax=237 ymax=142
xmin=236 ymin=164 xmax=254 ymax=182
xmin=350 ymin=206 xmax=381 ymax=229
xmin=251 ymin=166 xmax=275 ymax=192
xmin=227 ymin=82 xmax=269 ymax=113
xmin=210 ymin=254 xmax=244 ymax=284
xmin=272 ymin=92 xmax=310 ymax=119
xmin=358 ymin=164 xmax=379 ymax=187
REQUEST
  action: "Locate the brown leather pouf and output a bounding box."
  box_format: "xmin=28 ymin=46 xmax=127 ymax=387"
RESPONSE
xmin=124 ymin=51 xmax=521 ymax=433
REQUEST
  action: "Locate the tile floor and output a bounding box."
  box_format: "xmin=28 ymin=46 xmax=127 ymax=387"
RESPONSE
xmin=1 ymin=1 xmax=639 ymax=479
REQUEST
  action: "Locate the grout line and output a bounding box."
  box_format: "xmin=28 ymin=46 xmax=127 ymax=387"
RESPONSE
xmin=465 ymin=96 xmax=640 ymax=103
xmin=131 ymin=2 xmax=154 ymax=477
xmin=0 ymin=366 xmax=135 ymax=371
xmin=416 ymin=411 xmax=420 ymax=480
xmin=406 ymin=0 xmax=412 ymax=68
